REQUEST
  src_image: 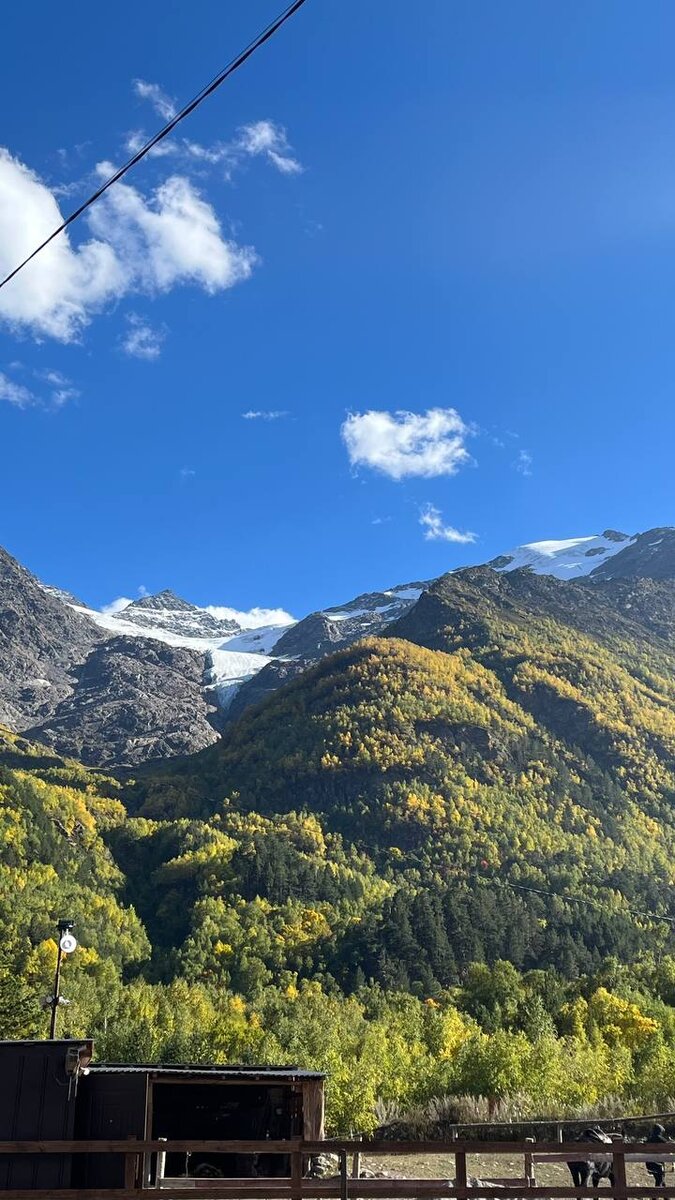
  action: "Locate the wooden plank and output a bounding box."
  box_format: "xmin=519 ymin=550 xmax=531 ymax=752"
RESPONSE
xmin=339 ymin=1149 xmax=349 ymax=1200
xmin=11 ymin=1188 xmax=675 ymax=1200
xmin=124 ymin=1137 xmax=138 ymax=1190
xmin=614 ymin=1148 xmax=628 ymax=1200
xmin=302 ymin=1080 xmax=326 ymax=1142
xmin=304 ymin=1140 xmax=675 ymax=1154
xmin=144 ymin=1073 xmax=154 ymax=1188
xmin=396 ymin=1108 xmax=675 ymax=1133
xmin=2 ymin=1137 xmax=675 ymax=1156
xmin=7 ymin=1185 xmax=675 ymax=1195
xmin=524 ymin=1136 xmax=535 ymax=1188
xmin=291 ymin=1149 xmax=303 ymax=1200
xmin=479 ymin=1179 xmax=530 ymax=1187
xmin=454 ymin=1148 xmax=468 ymax=1200
xmin=0 ymin=1139 xmax=302 ymax=1155
xmin=532 ymin=1153 xmax=675 ymax=1163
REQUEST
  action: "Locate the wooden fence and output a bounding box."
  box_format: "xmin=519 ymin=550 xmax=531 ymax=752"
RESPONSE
xmin=2 ymin=1136 xmax=675 ymax=1200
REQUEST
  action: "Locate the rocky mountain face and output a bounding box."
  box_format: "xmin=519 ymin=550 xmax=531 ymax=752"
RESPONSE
xmin=589 ymin=527 xmax=675 ymax=580
xmin=0 ymin=547 xmax=427 ymax=765
xmin=25 ymin=636 xmax=220 ymax=767
xmin=0 ymin=547 xmax=221 ymax=765
xmin=230 ymin=583 xmax=426 ymax=714
xmin=0 ymin=547 xmax=102 ymax=730
xmin=111 ymin=590 xmax=240 ymax=640
xmin=0 ymin=526 xmax=672 ymax=766
xmin=272 ymin=584 xmax=424 ymax=658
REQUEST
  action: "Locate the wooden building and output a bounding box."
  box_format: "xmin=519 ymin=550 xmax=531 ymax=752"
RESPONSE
xmin=0 ymin=1039 xmax=325 ymax=1191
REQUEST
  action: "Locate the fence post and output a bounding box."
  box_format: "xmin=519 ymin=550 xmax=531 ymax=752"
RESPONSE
xmin=352 ymin=1134 xmax=362 ymax=1180
xmin=155 ymin=1137 xmax=167 ymax=1190
xmin=613 ymin=1146 xmax=628 ymax=1200
xmin=455 ymin=1148 xmax=468 ymax=1200
xmin=524 ymin=1136 xmax=535 ymax=1187
xmin=339 ymin=1148 xmax=349 ymax=1200
xmin=291 ymin=1146 xmax=303 ymax=1200
xmin=124 ymin=1135 xmax=138 ymax=1190
xmin=556 ymin=1123 xmax=563 ymax=1144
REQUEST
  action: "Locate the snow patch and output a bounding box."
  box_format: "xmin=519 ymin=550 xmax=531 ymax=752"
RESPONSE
xmin=206 ymin=647 xmax=273 ymax=708
xmin=487 ymin=533 xmax=635 ymax=580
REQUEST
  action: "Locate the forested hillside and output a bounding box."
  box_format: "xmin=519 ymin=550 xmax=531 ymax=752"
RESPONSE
xmin=134 ymin=567 xmax=675 ymax=985
xmin=3 ymin=562 xmax=675 ymax=1130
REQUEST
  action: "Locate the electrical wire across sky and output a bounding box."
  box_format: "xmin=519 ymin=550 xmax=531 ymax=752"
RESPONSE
xmin=473 ymin=868 xmax=675 ymax=927
xmin=0 ymin=0 xmax=309 ymax=295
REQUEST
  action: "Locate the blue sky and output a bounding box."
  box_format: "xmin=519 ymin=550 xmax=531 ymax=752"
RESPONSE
xmin=0 ymin=1 xmax=673 ymax=619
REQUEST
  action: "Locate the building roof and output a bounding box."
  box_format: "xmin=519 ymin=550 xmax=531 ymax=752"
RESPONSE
xmin=0 ymin=1039 xmax=87 ymax=1045
xmin=88 ymin=1064 xmax=324 ymax=1080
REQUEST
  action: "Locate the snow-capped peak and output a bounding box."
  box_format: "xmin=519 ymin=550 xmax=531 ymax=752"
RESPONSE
xmin=485 ymin=529 xmax=633 ymax=580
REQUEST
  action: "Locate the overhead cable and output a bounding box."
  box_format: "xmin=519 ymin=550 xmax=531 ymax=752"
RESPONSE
xmin=0 ymin=0 xmax=309 ymax=293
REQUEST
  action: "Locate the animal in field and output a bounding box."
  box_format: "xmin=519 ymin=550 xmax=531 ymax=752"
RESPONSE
xmin=645 ymin=1124 xmax=669 ymax=1189
xmin=567 ymin=1128 xmax=616 ymax=1189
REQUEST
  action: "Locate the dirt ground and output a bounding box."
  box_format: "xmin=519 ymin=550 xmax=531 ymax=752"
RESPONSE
xmin=359 ymin=1151 xmax=671 ymax=1188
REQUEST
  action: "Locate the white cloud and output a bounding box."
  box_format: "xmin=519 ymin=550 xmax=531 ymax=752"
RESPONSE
xmin=236 ymin=121 xmax=302 ymax=175
xmin=133 ymin=79 xmax=176 ymax=121
xmin=419 ymin=504 xmax=477 ymax=544
xmin=514 ymin=449 xmax=533 ymax=476
xmin=37 ymin=369 xmax=69 ymax=386
xmin=0 ymin=150 xmax=124 ymax=340
xmin=241 ymin=409 xmax=289 ymax=421
xmin=0 ymin=366 xmax=78 ymax=410
xmin=121 ymin=313 xmax=166 ymax=360
xmin=0 ymin=149 xmax=257 ymax=342
xmin=205 ymin=605 xmax=295 ymax=629
xmin=37 ymin=368 xmax=79 ymax=407
xmin=51 ymin=385 xmax=80 ymax=408
xmin=123 ymin=129 xmax=228 ymax=166
xmin=101 ymin=596 xmax=133 ymax=615
xmin=88 ymin=164 xmax=257 ymax=294
xmin=341 ymin=407 xmax=472 ymax=480
xmin=126 ymin=93 xmax=302 ymax=177
xmin=123 ymin=130 xmax=179 ymax=162
xmin=100 ymin=584 xmax=147 ymax=614
xmin=0 ymin=371 xmax=34 ymax=407
xmin=179 ymin=466 xmax=196 ymax=479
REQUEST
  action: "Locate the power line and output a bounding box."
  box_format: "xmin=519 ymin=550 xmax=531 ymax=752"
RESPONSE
xmin=0 ymin=0 xmax=309 ymax=294
xmin=478 ymin=872 xmax=675 ymax=927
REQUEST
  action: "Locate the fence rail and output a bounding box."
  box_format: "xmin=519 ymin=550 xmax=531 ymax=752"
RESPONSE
xmin=1 ymin=1135 xmax=675 ymax=1199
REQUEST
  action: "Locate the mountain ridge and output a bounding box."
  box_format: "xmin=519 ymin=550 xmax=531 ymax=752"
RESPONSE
xmin=126 ymin=548 xmax=675 ymax=991
xmin=0 ymin=524 xmax=672 ymax=765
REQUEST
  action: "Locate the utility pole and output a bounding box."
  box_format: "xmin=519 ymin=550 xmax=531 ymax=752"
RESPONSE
xmin=48 ymin=919 xmax=77 ymax=1039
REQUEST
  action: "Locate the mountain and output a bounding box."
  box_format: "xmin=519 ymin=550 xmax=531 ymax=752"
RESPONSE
xmin=130 ymin=548 xmax=675 ymax=992
xmin=487 ymin=527 xmax=675 ymax=583
xmin=111 ymin=589 xmax=241 ymax=639
xmin=0 ymin=546 xmax=101 ymax=730
xmin=0 ymin=547 xmax=221 ymax=765
xmin=25 ymin=636 xmax=220 ymax=767
xmin=589 ymin=526 xmax=675 ymax=580
xmin=2 ymin=528 xmax=675 ymax=1122
xmin=0 ymin=525 xmax=673 ymax=765
xmin=485 ymin=529 xmax=632 ymax=577
xmin=0 ymin=544 xmax=427 ymax=763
